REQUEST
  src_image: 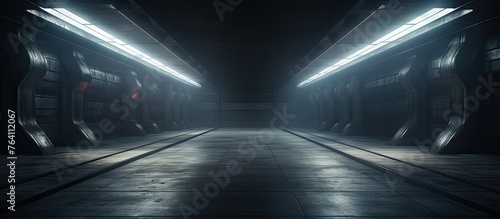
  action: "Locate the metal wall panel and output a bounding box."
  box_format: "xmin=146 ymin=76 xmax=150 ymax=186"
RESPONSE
xmin=83 ymin=68 xmax=123 ymax=138
xmin=34 ymin=49 xmax=63 ymax=145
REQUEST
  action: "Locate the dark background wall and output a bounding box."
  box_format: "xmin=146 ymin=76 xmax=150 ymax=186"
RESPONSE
xmin=219 ymin=91 xmax=274 ymax=127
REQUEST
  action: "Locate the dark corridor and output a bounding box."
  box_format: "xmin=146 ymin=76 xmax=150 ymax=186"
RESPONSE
xmin=2 ymin=0 xmax=500 ymax=218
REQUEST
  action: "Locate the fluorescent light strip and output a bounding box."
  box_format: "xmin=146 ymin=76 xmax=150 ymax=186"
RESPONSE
xmin=41 ymin=8 xmax=112 ymax=42
xmin=35 ymin=7 xmax=201 ymax=87
xmin=141 ymin=58 xmax=165 ymax=67
xmin=123 ymin=45 xmax=144 ymax=56
xmin=113 ymin=38 xmax=126 ymax=45
xmin=318 ymin=66 xmax=339 ymax=76
xmin=297 ymin=7 xmax=470 ymax=88
xmin=372 ymin=24 xmax=412 ymax=44
xmin=386 ymin=8 xmax=456 ymax=42
xmin=86 ymin=25 xmax=117 ymax=40
xmin=54 ymin=8 xmax=90 ymax=24
xmin=359 ymin=42 xmax=388 ymax=56
xmin=111 ymin=43 xmax=137 ymax=55
xmin=346 ymin=44 xmax=374 ymax=59
xmin=148 ymin=59 xmax=165 ymax=66
xmin=407 ymin=8 xmax=444 ymax=24
xmin=335 ymin=58 xmax=354 ymax=66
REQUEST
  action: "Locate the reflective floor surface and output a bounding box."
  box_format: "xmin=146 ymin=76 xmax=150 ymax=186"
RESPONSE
xmin=3 ymin=128 xmax=489 ymax=218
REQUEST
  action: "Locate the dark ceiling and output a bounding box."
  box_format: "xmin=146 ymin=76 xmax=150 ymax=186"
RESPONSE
xmin=135 ymin=0 xmax=359 ymax=92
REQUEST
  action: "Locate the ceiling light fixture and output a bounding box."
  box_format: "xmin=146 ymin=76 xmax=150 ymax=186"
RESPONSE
xmin=27 ymin=7 xmax=201 ymax=88
xmin=297 ymin=7 xmax=472 ymax=88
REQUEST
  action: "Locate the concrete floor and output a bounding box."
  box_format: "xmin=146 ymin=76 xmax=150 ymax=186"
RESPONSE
xmin=2 ymin=128 xmax=491 ymax=218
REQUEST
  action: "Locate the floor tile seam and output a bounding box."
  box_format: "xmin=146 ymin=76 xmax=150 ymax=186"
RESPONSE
xmin=267 ymin=131 xmax=307 ymax=217
xmin=190 ymin=129 xmax=242 ymax=215
xmin=0 ymin=128 xmax=217 ymax=215
xmin=393 ymin=190 xmax=488 ymax=217
xmin=284 ymin=128 xmax=500 ymax=217
xmin=298 ymin=129 xmax=500 ymax=194
xmin=0 ymin=129 xmax=203 ymax=190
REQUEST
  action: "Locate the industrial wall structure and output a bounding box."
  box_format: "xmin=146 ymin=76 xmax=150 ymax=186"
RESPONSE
xmin=301 ymin=23 xmax=500 ymax=154
xmin=2 ymin=21 xmax=200 ymax=154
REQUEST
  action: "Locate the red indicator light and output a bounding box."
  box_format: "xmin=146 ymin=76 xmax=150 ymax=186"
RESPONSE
xmin=76 ymin=81 xmax=89 ymax=92
xmin=130 ymin=91 xmax=140 ymax=100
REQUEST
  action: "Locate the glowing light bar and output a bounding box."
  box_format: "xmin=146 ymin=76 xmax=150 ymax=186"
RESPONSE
xmin=407 ymin=8 xmax=444 ymax=25
xmin=31 ymin=7 xmax=201 ymax=88
xmin=297 ymin=7 xmax=472 ymax=88
xmin=358 ymin=42 xmax=388 ymax=57
xmin=54 ymin=8 xmax=90 ymax=25
xmin=372 ymin=25 xmax=412 ymax=44
xmin=111 ymin=43 xmax=137 ymax=56
xmin=385 ymin=8 xmax=456 ymax=42
xmin=86 ymin=25 xmax=116 ymax=40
